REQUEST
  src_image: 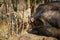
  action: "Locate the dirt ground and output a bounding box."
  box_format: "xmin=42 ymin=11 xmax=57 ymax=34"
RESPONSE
xmin=19 ymin=32 xmax=57 ymax=40
xmin=0 ymin=32 xmax=57 ymax=40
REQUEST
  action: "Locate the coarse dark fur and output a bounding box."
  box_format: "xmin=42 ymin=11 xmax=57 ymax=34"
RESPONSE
xmin=28 ymin=1 xmax=60 ymax=40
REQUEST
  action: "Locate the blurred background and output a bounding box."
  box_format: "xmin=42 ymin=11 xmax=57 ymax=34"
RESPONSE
xmin=0 ymin=0 xmax=60 ymax=40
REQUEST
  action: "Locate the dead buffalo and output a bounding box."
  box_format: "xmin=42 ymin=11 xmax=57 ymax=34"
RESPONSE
xmin=28 ymin=1 xmax=60 ymax=40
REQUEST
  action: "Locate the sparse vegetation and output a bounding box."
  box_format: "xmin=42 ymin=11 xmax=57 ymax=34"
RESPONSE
xmin=0 ymin=0 xmax=59 ymax=40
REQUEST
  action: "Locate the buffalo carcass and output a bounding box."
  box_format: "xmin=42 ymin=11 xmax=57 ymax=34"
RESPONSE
xmin=28 ymin=1 xmax=60 ymax=40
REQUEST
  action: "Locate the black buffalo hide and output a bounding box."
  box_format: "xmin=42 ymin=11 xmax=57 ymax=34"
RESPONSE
xmin=28 ymin=1 xmax=60 ymax=40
